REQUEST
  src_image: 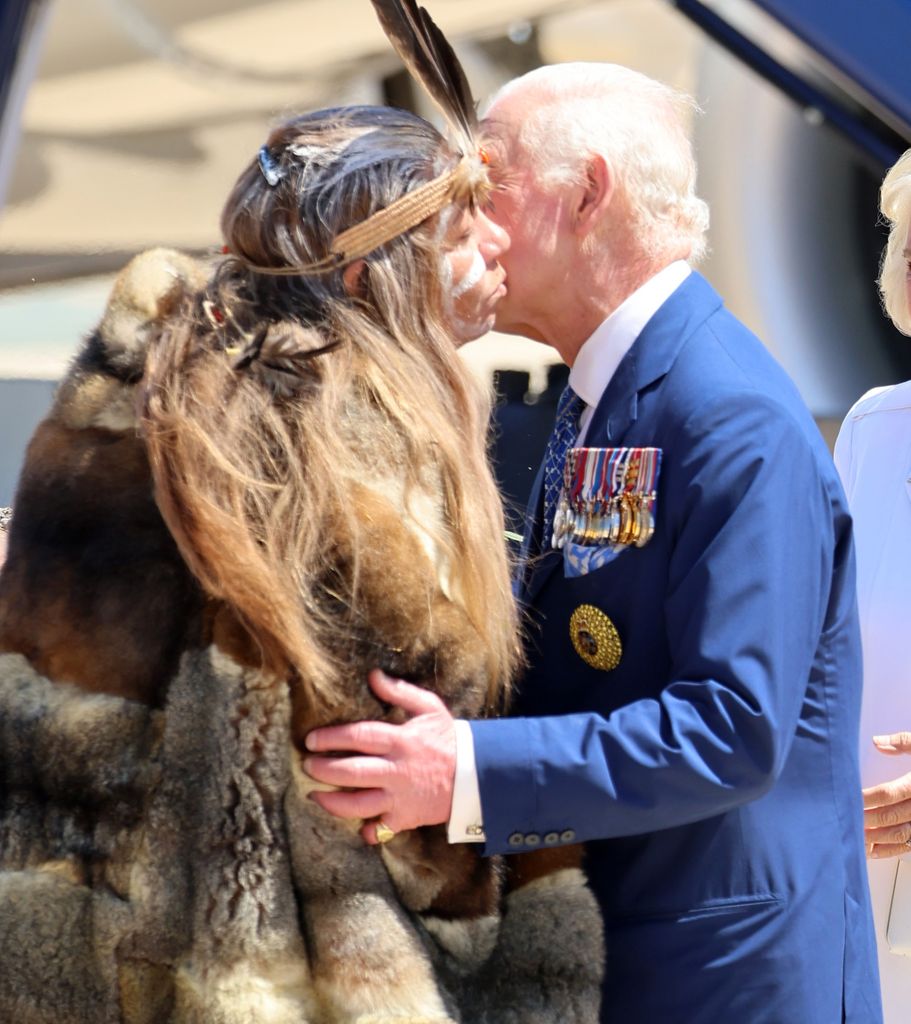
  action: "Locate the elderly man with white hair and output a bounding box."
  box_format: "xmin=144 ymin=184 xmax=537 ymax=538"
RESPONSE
xmin=306 ymin=62 xmax=882 ymax=1022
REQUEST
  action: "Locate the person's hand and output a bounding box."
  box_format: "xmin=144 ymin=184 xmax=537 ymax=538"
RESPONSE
xmin=303 ymin=669 xmax=457 ymax=845
xmin=863 ymin=733 xmax=911 ymax=859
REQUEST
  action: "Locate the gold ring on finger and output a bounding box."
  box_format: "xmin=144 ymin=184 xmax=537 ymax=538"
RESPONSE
xmin=375 ymin=820 xmax=396 ymax=844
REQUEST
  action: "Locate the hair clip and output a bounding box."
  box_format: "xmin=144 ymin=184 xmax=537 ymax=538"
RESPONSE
xmin=258 ymin=145 xmax=284 ymax=187
xmin=478 ymin=146 xmax=490 ymax=165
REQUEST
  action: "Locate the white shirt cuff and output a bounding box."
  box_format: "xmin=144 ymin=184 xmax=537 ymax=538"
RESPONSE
xmin=447 ymin=719 xmax=486 ymax=843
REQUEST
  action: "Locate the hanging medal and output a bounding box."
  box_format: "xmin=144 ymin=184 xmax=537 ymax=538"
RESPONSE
xmin=560 ymin=445 xmax=663 ymax=550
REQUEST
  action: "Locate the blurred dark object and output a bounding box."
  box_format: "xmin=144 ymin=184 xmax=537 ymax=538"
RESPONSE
xmin=491 ymin=363 xmax=569 ymax=532
xmin=0 ymin=2 xmax=40 ymax=113
xmin=0 ymin=0 xmax=50 ymax=211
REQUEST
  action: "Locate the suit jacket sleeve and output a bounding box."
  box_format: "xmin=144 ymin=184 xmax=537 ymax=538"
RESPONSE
xmin=833 ymin=409 xmax=855 ymax=493
xmin=473 ymin=393 xmax=845 ymax=853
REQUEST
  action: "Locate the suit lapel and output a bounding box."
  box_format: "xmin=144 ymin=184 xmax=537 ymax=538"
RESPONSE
xmin=518 ymin=461 xmax=545 ymax=564
xmin=518 ymin=272 xmax=724 ymax=605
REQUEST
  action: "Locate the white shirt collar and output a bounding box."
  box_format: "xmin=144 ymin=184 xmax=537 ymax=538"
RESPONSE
xmin=569 ymin=260 xmax=691 ymax=413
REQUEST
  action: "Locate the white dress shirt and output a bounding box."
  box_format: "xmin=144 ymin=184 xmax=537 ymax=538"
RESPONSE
xmin=448 ymin=261 xmax=691 ymax=843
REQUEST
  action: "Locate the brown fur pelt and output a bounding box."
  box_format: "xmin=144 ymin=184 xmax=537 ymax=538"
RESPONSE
xmin=0 ymin=249 xmax=604 ymax=1023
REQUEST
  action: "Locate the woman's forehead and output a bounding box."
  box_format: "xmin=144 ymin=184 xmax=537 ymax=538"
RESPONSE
xmin=440 ymin=204 xmax=474 ymax=241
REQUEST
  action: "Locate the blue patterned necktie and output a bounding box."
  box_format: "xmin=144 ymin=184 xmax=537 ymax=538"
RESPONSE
xmin=542 ymin=385 xmax=584 ymax=548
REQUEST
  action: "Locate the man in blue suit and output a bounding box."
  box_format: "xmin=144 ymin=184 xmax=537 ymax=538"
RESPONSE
xmin=305 ymin=62 xmax=882 ymax=1021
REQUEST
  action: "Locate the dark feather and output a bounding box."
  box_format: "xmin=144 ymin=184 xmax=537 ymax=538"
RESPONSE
xmin=370 ymin=0 xmax=478 ymax=155
xmin=237 ymin=324 xmax=342 ymax=398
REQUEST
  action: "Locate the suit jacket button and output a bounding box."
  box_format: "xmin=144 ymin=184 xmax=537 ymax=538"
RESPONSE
xmin=525 ymin=832 xmax=541 ymax=847
xmin=560 ymin=829 xmax=576 ymax=843
xmin=508 ymin=832 xmax=525 ymax=847
xmin=544 ymin=831 xmax=560 ymax=845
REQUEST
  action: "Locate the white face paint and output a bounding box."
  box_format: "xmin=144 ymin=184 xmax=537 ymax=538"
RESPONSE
xmin=440 ymin=207 xmax=509 ymax=344
xmin=450 ymin=250 xmax=487 ymax=299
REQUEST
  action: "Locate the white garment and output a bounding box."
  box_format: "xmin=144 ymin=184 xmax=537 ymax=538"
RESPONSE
xmin=570 ymin=260 xmax=691 ymax=443
xmin=448 ymin=719 xmax=486 ymax=842
xmin=448 ymin=261 xmax=691 ymax=843
xmin=834 ymin=380 xmax=911 ymax=1022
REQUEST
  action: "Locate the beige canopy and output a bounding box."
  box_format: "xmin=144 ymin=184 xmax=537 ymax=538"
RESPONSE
xmin=0 ymin=0 xmax=593 ymax=281
xmin=1 ymin=0 xmax=696 ymax=382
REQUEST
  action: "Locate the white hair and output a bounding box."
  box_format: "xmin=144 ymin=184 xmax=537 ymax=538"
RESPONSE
xmin=486 ymin=63 xmax=709 ymax=262
xmin=878 ymin=148 xmax=911 ymax=335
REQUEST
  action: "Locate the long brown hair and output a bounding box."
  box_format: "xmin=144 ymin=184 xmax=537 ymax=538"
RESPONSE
xmin=141 ymin=106 xmax=519 ymax=710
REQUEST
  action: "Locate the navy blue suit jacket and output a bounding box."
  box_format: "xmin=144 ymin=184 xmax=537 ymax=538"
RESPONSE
xmin=471 ymin=273 xmax=882 ymax=1022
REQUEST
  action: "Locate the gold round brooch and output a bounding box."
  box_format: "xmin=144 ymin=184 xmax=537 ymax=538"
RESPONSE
xmin=569 ymin=604 xmax=622 ymax=671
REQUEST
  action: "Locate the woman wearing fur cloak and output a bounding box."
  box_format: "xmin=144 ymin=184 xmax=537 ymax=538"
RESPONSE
xmin=0 ymin=98 xmax=603 ymax=1024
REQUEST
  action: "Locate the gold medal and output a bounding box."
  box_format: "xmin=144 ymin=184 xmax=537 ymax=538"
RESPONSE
xmin=636 ymin=495 xmax=655 ymax=547
xmin=628 ymin=494 xmax=642 ymax=545
xmin=582 ymin=507 xmax=597 ymax=544
xmin=618 ymin=494 xmax=632 ymax=545
xmin=569 ymin=604 xmax=622 ymax=671
xmin=560 ymin=446 xmax=662 ymax=552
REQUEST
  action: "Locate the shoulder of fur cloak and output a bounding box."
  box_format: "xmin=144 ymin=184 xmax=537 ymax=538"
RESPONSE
xmin=0 ymin=651 xmax=163 ymax=807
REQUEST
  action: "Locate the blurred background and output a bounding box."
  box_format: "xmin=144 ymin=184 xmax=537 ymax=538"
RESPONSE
xmin=1 ymin=0 xmax=910 ymax=512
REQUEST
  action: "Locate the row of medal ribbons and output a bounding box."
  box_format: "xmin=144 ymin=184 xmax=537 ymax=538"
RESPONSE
xmin=552 ymin=446 xmax=663 ymax=550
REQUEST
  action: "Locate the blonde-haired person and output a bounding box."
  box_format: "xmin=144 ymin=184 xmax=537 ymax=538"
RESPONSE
xmin=835 ymin=147 xmax=911 ymax=1020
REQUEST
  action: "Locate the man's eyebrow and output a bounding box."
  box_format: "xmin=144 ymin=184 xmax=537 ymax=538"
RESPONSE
xmin=478 ymin=117 xmax=507 ymax=137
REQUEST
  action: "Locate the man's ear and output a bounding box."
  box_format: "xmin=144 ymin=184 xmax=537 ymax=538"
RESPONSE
xmin=574 ymin=154 xmax=613 ymax=236
xmin=342 ymin=259 xmax=367 ymax=297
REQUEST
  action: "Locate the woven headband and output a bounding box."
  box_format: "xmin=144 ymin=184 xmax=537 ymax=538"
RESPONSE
xmin=241 ymin=151 xmax=483 ymax=277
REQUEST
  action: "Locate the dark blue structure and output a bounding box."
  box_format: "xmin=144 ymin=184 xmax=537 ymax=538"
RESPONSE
xmin=753 ymin=0 xmax=911 ymax=135
xmin=673 ymin=0 xmax=911 ymax=167
xmin=0 ymin=1 xmax=43 ymax=124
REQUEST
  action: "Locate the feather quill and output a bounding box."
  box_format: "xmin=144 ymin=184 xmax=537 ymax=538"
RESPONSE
xmin=370 ymin=0 xmax=478 ymax=156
